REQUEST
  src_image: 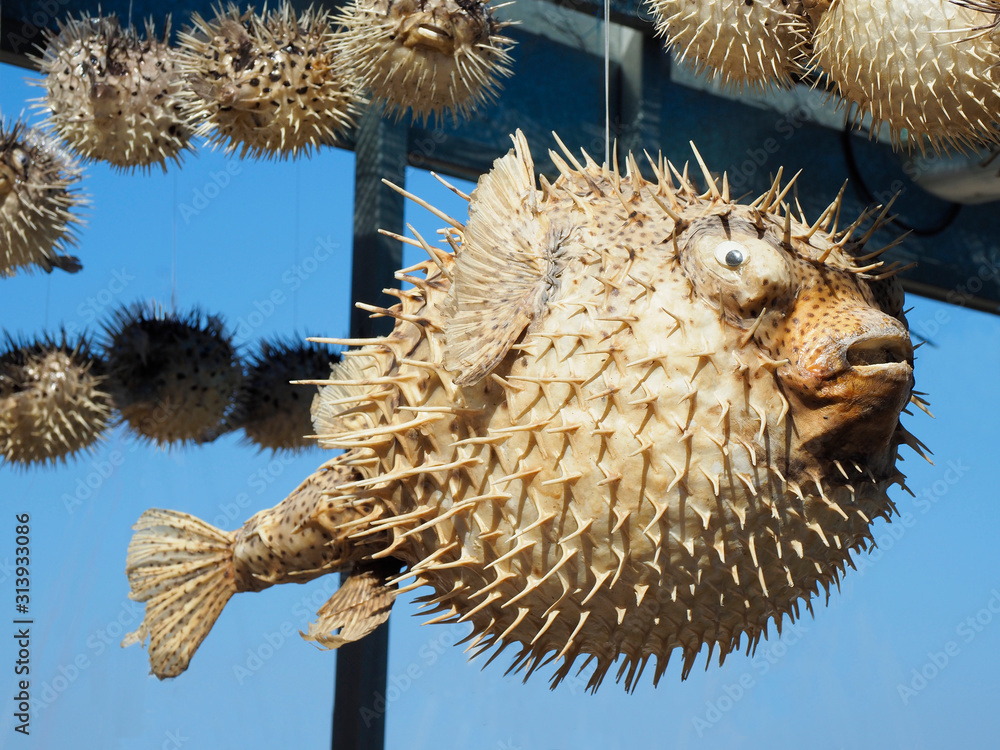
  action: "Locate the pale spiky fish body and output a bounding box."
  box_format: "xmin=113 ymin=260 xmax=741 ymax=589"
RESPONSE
xmin=813 ymin=0 xmax=1000 ymax=151
xmin=35 ymin=14 xmax=192 ymax=172
xmin=647 ymin=0 xmax=809 ymax=90
xmin=0 ymin=119 xmax=85 ymax=277
xmin=125 ymin=132 xmax=922 ymax=689
xmin=334 ymin=0 xmax=515 ymax=124
xmin=177 ymin=2 xmax=362 ymax=159
xmin=0 ymin=334 xmax=111 ymax=467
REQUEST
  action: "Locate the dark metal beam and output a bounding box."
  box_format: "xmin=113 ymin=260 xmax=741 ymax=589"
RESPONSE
xmin=349 ymin=106 xmax=406 ymax=340
xmin=333 ymin=105 xmax=407 ymax=750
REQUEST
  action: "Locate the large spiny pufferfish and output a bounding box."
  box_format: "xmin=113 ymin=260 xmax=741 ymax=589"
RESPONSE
xmin=124 ymin=131 xmax=925 ymax=690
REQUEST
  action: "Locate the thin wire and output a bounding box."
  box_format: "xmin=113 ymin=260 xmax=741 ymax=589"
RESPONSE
xmin=293 ymin=159 xmax=300 ymax=331
xmin=604 ymin=0 xmax=611 ymax=166
xmin=171 ymin=170 xmax=178 ymax=312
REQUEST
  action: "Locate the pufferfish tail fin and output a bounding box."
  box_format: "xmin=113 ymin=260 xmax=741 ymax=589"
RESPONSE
xmin=301 ymin=559 xmax=402 ymax=649
xmin=122 ymin=509 xmax=236 ymax=679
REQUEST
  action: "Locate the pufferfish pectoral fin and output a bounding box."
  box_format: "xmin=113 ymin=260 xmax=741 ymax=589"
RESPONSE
xmin=444 ymin=130 xmax=561 ymax=387
xmin=300 ymin=559 xmax=403 ymax=649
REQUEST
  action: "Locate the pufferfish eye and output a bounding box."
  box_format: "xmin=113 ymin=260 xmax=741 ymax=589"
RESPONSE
xmin=10 ymin=148 xmax=29 ymax=171
xmin=679 ymin=216 xmax=792 ymax=322
xmin=715 ymin=240 xmax=747 ymax=269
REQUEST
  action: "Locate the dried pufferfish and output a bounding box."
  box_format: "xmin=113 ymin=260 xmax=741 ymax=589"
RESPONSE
xmin=812 ymin=0 xmax=1000 ymax=151
xmin=0 ymin=334 xmax=112 ymax=467
xmin=34 ymin=14 xmax=192 ymax=172
xmin=102 ymin=304 xmax=243 ymax=447
xmin=0 ymin=119 xmax=85 ymax=277
xmin=124 ymin=132 xmax=925 ymax=689
xmin=334 ymin=0 xmax=515 ymax=124
xmin=178 ymin=3 xmax=362 ymax=159
xmin=647 ymin=0 xmax=810 ymax=90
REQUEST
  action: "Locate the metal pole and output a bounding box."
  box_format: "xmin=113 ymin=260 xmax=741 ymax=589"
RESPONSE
xmin=348 ymin=107 xmax=407 ymax=341
xmin=333 ymin=105 xmax=407 ymax=750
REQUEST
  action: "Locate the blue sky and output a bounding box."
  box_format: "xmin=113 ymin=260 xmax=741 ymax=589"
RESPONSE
xmin=1 ymin=61 xmax=1000 ymax=750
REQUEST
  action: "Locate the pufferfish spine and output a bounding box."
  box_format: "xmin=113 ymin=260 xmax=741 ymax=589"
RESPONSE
xmin=812 ymin=0 xmax=1000 ymax=151
xmin=177 ymin=2 xmax=363 ymax=160
xmin=951 ymin=0 xmax=1000 ymax=44
xmin=0 ymin=119 xmax=86 ymax=277
xmin=34 ymin=14 xmax=193 ymax=172
xmin=646 ymin=0 xmax=810 ymax=90
xmin=122 ymin=132 xmax=926 ymax=690
xmin=333 ymin=0 xmax=516 ymax=124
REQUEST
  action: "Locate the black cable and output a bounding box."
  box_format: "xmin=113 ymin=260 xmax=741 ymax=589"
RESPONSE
xmin=840 ymin=126 xmax=962 ymax=238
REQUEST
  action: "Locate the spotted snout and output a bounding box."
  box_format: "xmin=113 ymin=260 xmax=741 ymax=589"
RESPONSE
xmin=793 ymin=307 xmax=913 ymax=385
xmin=769 ymin=304 xmax=914 ymax=461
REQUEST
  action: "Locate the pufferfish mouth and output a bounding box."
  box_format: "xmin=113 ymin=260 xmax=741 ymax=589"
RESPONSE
xmin=418 ymin=23 xmax=451 ymax=38
xmin=413 ymin=23 xmax=455 ymax=49
xmin=845 ymin=333 xmax=912 ymax=372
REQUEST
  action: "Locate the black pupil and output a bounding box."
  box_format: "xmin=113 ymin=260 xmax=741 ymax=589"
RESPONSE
xmin=725 ymin=249 xmax=744 ymax=267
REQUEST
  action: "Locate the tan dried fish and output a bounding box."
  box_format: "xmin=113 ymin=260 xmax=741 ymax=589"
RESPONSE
xmin=35 ymin=14 xmax=193 ymax=171
xmin=812 ymin=0 xmax=1000 ymax=151
xmin=124 ymin=132 xmax=924 ymax=690
xmin=332 ymin=0 xmax=515 ymax=124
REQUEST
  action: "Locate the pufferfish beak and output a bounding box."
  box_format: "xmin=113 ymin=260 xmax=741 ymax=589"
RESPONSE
xmin=796 ymin=308 xmax=913 ymax=381
xmin=778 ymin=306 xmax=913 ymax=460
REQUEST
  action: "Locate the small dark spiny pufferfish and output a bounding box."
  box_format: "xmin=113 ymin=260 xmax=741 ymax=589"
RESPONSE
xmin=102 ymin=304 xmax=243 ymax=447
xmin=334 ymin=0 xmax=515 ymax=124
xmin=229 ymin=338 xmax=340 ymax=453
xmin=34 ymin=14 xmax=193 ymax=172
xmin=123 ymin=132 xmax=926 ymax=690
xmin=0 ymin=119 xmax=85 ymax=277
xmin=0 ymin=334 xmax=112 ymax=467
xmin=177 ymin=2 xmax=363 ymax=159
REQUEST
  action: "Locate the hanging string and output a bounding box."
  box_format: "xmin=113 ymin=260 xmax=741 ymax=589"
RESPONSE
xmin=604 ymin=0 xmax=611 ymax=166
xmin=170 ymin=169 xmax=178 ymax=313
xmin=293 ymin=159 xmax=301 ymax=332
